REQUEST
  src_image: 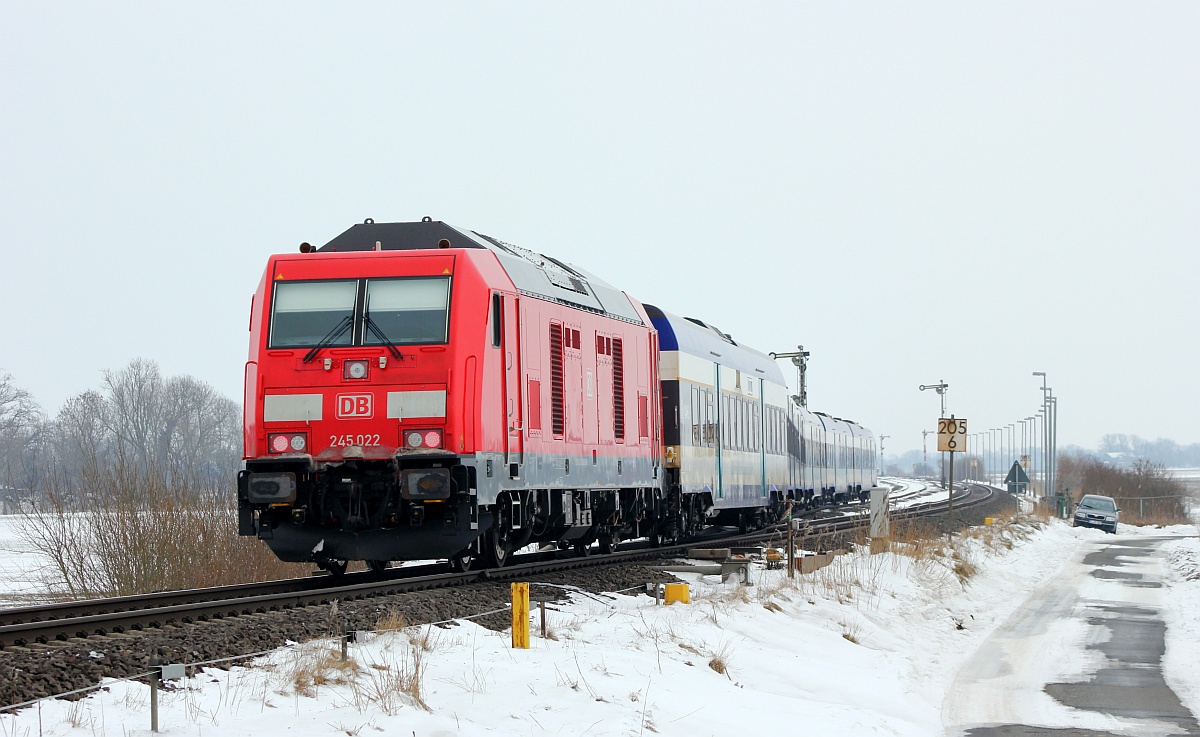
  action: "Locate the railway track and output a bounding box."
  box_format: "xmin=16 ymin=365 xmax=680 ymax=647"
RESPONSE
xmin=0 ymin=481 xmax=993 ymax=650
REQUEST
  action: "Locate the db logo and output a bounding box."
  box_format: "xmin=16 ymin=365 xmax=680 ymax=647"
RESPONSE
xmin=336 ymin=393 xmax=373 ymax=419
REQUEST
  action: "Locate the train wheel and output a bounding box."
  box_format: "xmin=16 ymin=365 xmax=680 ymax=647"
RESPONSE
xmin=574 ymin=541 xmax=592 ymax=557
xmin=366 ymin=560 xmax=390 ymax=573
xmin=448 ymin=548 xmax=474 ymax=572
xmin=484 ymin=527 xmax=511 ymax=568
xmin=483 ymin=498 xmax=514 ymax=568
xmin=682 ymin=498 xmax=701 ymax=539
xmin=598 ymin=530 xmax=621 ymax=555
xmin=320 ymin=559 xmax=347 ymax=577
xmin=738 ymin=512 xmax=749 ymax=534
xmin=650 ymin=518 xmax=679 ymax=547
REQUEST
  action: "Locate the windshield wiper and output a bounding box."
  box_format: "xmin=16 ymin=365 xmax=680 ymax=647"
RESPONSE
xmin=302 ymin=315 xmax=353 ymax=363
xmin=364 ymin=297 xmax=404 ymax=361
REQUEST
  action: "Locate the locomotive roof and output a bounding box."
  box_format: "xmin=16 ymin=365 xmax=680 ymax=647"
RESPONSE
xmin=319 ymin=220 xmax=645 ymax=325
xmin=642 ymin=304 xmax=785 ymax=384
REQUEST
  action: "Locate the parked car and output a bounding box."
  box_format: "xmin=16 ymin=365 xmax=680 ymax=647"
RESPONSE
xmin=1072 ymin=494 xmax=1120 ymax=533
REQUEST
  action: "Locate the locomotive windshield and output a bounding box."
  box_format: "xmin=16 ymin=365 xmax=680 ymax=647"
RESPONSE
xmin=364 ymin=277 xmax=451 ymax=345
xmin=267 ymin=277 xmax=451 ymax=348
xmin=269 ymin=280 xmax=358 ymax=348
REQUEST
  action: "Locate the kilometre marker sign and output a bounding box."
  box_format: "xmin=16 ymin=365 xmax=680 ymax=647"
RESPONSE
xmin=937 ymin=417 xmax=967 ymax=452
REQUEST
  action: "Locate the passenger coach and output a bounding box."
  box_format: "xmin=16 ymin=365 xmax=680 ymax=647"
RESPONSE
xmin=648 ymin=304 xmax=877 ymax=528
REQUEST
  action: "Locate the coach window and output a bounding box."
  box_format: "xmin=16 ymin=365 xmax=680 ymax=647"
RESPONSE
xmin=269 ymin=280 xmax=358 ymax=348
xmin=702 ymin=391 xmax=711 ymax=447
xmin=364 ymin=277 xmax=451 ymax=345
xmin=723 ymin=396 xmax=732 ymax=449
xmin=690 ymin=386 xmax=701 ymax=446
xmin=737 ymin=401 xmax=744 ymax=451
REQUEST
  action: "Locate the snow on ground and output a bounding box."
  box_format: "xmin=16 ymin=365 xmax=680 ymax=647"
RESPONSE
xmin=1160 ymin=533 xmax=1200 ymax=720
xmin=1 ymin=516 xmax=1196 ymax=736
xmin=0 ymin=514 xmax=51 ymax=608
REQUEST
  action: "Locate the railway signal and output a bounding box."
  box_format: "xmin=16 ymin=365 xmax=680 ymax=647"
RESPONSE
xmin=920 ymin=381 xmax=950 ymax=487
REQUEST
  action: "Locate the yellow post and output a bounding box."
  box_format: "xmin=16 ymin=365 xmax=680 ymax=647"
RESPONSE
xmin=511 ymin=582 xmax=530 ymax=649
xmin=663 ymin=583 xmax=690 ymax=605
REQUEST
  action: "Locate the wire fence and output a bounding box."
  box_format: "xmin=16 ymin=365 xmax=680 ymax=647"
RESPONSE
xmin=1108 ymin=494 xmax=1192 ymax=522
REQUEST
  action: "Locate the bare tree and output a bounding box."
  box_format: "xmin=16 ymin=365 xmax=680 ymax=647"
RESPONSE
xmin=88 ymin=359 xmax=240 ymax=481
xmin=1098 ymin=434 xmax=1131 ymax=453
xmin=11 ymin=361 xmax=301 ymax=595
xmin=160 ymin=374 xmax=241 ymax=478
xmin=0 ymin=371 xmax=45 ymax=490
xmin=99 ymin=358 xmax=167 ymax=466
xmin=54 ymin=390 xmax=110 ymax=466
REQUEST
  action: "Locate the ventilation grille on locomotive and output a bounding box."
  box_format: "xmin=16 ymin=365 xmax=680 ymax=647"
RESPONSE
xmin=612 ymin=337 xmax=625 ymax=441
xmin=549 ymin=323 xmax=565 ymax=436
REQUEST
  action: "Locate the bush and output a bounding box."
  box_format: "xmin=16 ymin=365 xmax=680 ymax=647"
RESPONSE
xmin=1060 ymin=455 xmax=1190 ymax=526
xmin=18 ymin=458 xmax=307 ymax=599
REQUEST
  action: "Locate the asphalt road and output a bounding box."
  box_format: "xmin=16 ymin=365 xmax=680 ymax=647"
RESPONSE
xmin=943 ymin=534 xmax=1198 ymax=737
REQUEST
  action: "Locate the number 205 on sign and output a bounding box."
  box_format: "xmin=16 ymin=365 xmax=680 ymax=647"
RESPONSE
xmin=937 ymin=418 xmax=967 ymax=452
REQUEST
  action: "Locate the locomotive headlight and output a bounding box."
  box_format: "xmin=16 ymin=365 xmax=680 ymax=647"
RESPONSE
xmin=290 ymin=434 xmax=307 ymax=451
xmin=344 ymin=360 xmax=369 ymax=380
xmin=407 ymin=431 xmax=424 ymax=448
xmin=271 ymin=435 xmax=290 ymax=453
xmin=401 ymin=468 xmax=451 ymax=500
xmin=423 ymin=430 xmax=442 ymax=448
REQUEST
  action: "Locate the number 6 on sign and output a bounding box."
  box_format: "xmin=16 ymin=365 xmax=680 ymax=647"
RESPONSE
xmin=937 ymin=417 xmax=967 ymax=453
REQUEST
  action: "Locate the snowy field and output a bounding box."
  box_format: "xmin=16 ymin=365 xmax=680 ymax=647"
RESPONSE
xmin=0 ymin=514 xmax=1197 ymax=736
xmin=1171 ymin=467 xmax=1200 ymax=496
xmin=0 ymin=514 xmax=53 ymax=608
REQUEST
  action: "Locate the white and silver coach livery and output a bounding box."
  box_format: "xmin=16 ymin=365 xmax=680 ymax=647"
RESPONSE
xmin=645 ymin=304 xmax=877 ymax=532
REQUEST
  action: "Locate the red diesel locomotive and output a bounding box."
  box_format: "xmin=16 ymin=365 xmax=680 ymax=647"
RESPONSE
xmin=237 ymin=219 xmax=666 ymax=573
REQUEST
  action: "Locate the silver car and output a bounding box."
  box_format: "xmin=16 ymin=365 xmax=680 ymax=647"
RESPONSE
xmin=1073 ymin=494 xmax=1119 ymax=533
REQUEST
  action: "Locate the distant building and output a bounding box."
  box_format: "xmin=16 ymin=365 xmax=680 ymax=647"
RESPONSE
xmin=1103 ymin=452 xmax=1135 ymax=467
xmin=0 ymin=486 xmax=31 ymax=515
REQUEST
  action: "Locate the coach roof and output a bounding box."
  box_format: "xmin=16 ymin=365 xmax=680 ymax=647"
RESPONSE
xmin=643 ymin=304 xmax=784 ymax=383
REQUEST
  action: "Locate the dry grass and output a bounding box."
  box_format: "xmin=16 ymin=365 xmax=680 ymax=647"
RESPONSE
xmin=839 ymin=619 xmax=862 ymax=644
xmin=283 ymin=645 xmax=361 ymax=698
xmin=706 ymin=642 xmax=733 ymax=677
xmin=375 ymin=607 xmax=408 ymax=633
xmin=1115 ymin=504 xmax=1190 ymax=527
xmin=273 ymin=619 xmax=438 ymax=715
xmin=352 ymin=643 xmax=429 ymax=714
xmin=951 ymin=551 xmax=978 ymax=584
xmin=16 ymin=461 xmax=309 ymax=598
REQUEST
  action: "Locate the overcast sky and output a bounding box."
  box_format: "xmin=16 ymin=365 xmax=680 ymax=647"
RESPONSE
xmin=2 ymin=2 xmax=1197 ymax=455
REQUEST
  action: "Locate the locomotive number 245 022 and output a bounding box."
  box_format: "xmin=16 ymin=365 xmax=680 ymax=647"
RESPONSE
xmin=329 ymin=434 xmax=382 ymax=447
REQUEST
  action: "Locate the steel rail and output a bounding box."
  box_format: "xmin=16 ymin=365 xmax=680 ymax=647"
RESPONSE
xmin=0 ymin=479 xmax=928 ymax=628
xmin=0 ymin=481 xmax=994 ymax=649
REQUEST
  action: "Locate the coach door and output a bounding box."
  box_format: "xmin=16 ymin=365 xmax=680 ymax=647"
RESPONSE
xmin=500 ymin=295 xmax=523 ymax=476
xmin=713 ymin=363 xmax=723 ymax=499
